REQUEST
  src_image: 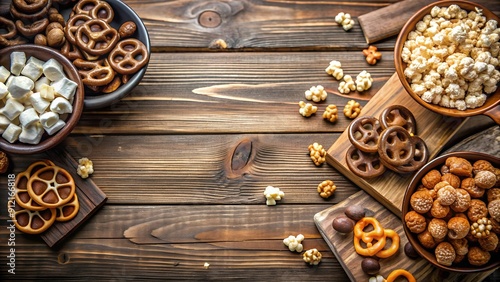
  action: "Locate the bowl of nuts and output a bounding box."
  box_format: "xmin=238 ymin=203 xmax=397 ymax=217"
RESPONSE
xmin=394 ymin=1 xmax=500 ymax=124
xmin=0 ymin=44 xmax=84 ymax=154
xmin=402 ymin=151 xmax=500 ymax=273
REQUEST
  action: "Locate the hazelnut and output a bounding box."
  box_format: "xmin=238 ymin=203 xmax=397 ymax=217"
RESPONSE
xmin=49 ymin=13 xmax=66 ymax=27
xmin=47 ymin=28 xmax=65 ymax=47
xmin=46 ymin=22 xmax=63 ymax=35
xmin=404 ymin=242 xmax=419 ymax=259
xmin=361 ymin=258 xmax=380 ymax=275
xmin=34 ymin=34 xmax=47 ymax=46
xmin=119 ymin=21 xmax=136 ymax=38
xmin=331 ymin=215 xmax=354 ymax=233
xmin=344 ymin=205 xmax=365 ymax=221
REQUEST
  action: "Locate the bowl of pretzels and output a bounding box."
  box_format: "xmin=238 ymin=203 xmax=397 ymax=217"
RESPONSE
xmin=2 ymin=0 xmax=151 ymax=109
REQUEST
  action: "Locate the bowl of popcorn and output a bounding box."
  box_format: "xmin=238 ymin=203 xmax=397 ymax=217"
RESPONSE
xmin=394 ymin=1 xmax=500 ymax=124
xmin=402 ymin=151 xmax=500 ymax=273
xmin=0 ymin=44 xmax=84 ymax=154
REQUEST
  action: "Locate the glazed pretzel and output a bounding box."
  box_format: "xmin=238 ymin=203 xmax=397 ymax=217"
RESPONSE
xmin=12 ymin=0 xmax=48 ymax=13
xmin=378 ymin=126 xmax=415 ymax=167
xmin=346 ymin=145 xmax=386 ymax=179
xmin=75 ymin=18 xmax=119 ymax=56
xmin=55 ymin=193 xmax=79 ymax=222
xmin=15 ymin=18 xmax=49 ymax=37
xmin=9 ymin=0 xmax=52 ymax=22
xmin=379 ymin=105 xmax=417 ymax=135
xmin=12 ymin=205 xmax=56 ymax=234
xmin=27 ymin=165 xmax=76 ymax=209
xmin=348 ymin=116 xmax=382 ymax=153
xmin=61 ymin=40 xmax=84 ymax=61
xmin=0 ymin=16 xmax=17 ymax=40
xmin=386 ymin=269 xmax=416 ymax=282
xmin=73 ymin=0 xmax=99 ymax=15
xmin=375 ymin=228 xmax=400 ymax=258
xmin=90 ymin=1 xmax=114 ymax=23
xmin=382 ymin=135 xmax=429 ymax=173
xmin=65 ymin=14 xmax=92 ymax=45
xmin=74 ymin=58 xmax=115 ymax=86
xmin=353 ymin=217 xmax=387 ymax=257
xmin=109 ymin=38 xmax=149 ymax=75
xmin=14 ymin=160 xmax=55 ymax=211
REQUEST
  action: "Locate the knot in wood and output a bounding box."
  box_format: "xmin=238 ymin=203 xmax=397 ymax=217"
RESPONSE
xmin=198 ymin=11 xmax=221 ymax=28
xmin=231 ymin=139 xmax=252 ymax=172
xmin=57 ymin=252 xmax=70 ymax=264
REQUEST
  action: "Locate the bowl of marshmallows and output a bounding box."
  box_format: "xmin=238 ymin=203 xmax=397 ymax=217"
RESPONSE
xmin=394 ymin=0 xmax=500 ymax=124
xmin=0 ymin=44 xmax=84 ymax=154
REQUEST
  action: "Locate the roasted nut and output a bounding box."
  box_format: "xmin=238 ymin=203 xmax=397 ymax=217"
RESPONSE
xmin=475 ymin=170 xmax=497 ymax=189
xmin=323 ymin=104 xmax=338 ymax=123
xmin=410 ymin=189 xmax=433 ymax=214
xmin=478 ymin=232 xmax=498 ymax=252
xmin=487 ymin=188 xmax=500 ymax=203
xmin=418 ymin=230 xmax=437 ymax=249
xmin=473 ymin=160 xmax=495 ymax=174
xmin=34 ymin=33 xmax=47 ymax=45
xmin=435 ymin=242 xmax=456 ymax=266
xmin=362 ymin=45 xmax=382 ymax=65
xmin=461 ymin=177 xmax=485 ymax=198
xmin=489 ymin=199 xmax=500 ymax=222
xmin=49 ymin=12 xmax=65 ymax=27
xmin=118 ymin=21 xmax=137 ymax=38
xmin=332 ymin=215 xmax=354 ymax=233
xmin=436 ymin=184 xmax=456 ymax=206
xmin=317 ymin=180 xmax=336 ymax=199
xmin=450 ymin=188 xmax=471 ymax=213
xmin=447 ymin=216 xmax=470 ymax=240
xmin=0 ymin=151 xmax=9 ymax=173
xmin=422 ymin=169 xmax=442 ymax=189
xmin=428 ymin=218 xmax=448 ymax=240
xmin=361 ymin=258 xmax=380 ymax=275
xmin=468 ymin=199 xmax=488 ymax=222
xmin=405 ymin=210 xmax=427 ymax=233
xmin=430 ymin=200 xmax=450 ymax=219
xmin=47 ymin=28 xmax=65 ymax=47
xmin=446 ymin=157 xmax=473 ymax=178
xmin=404 ymin=242 xmax=419 ymax=259
xmin=441 ymin=173 xmax=460 ymax=188
xmin=343 ymin=100 xmax=362 ymax=119
xmin=345 ymin=205 xmax=365 ymax=221
xmin=468 ymin=246 xmax=491 ymax=266
xmin=449 ymin=238 xmax=469 ymax=256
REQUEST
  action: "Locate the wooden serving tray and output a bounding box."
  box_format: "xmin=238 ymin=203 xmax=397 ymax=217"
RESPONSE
xmin=326 ymin=73 xmax=464 ymax=217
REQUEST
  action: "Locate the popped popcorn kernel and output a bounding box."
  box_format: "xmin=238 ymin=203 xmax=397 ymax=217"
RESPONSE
xmin=308 ymin=142 xmax=326 ymax=166
xmin=283 ymin=234 xmax=304 ymax=252
xmin=355 ymin=70 xmax=373 ymax=92
xmin=299 ymin=101 xmax=317 ymax=117
xmin=335 ymin=12 xmax=355 ymax=31
xmin=322 ymin=104 xmax=338 ymax=123
xmin=263 ymin=186 xmax=285 ymax=206
xmin=325 ymin=60 xmax=344 ymax=80
xmin=77 ymin=157 xmax=94 ymax=179
xmin=343 ymin=100 xmax=362 ymax=119
xmin=338 ymin=75 xmax=356 ymax=94
xmin=305 ymin=85 xmax=327 ymax=102
xmin=303 ymin=248 xmax=322 ymax=265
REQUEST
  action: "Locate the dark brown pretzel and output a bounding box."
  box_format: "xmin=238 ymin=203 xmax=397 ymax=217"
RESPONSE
xmin=15 ymin=18 xmax=49 ymax=37
xmin=109 ymin=38 xmax=149 ymax=75
xmin=75 ymin=18 xmax=119 ymax=56
xmin=61 ymin=40 xmax=84 ymax=61
xmin=381 ymin=135 xmax=429 ymax=174
xmin=90 ymin=1 xmax=114 ymax=23
xmin=74 ymin=58 xmax=115 ymax=86
xmin=377 ymin=126 xmax=415 ymax=167
xmin=348 ymin=116 xmax=382 ymax=153
xmin=72 ymin=0 xmax=99 ymax=15
xmin=12 ymin=0 xmax=48 ymax=14
xmin=0 ymin=16 xmax=17 ymax=39
xmin=379 ymin=105 xmax=417 ymax=135
xmin=64 ymin=13 xmax=92 ymax=45
xmin=0 ymin=35 xmax=28 ymax=47
xmin=346 ymin=145 xmax=386 ymax=179
xmin=9 ymin=0 xmax=51 ymax=22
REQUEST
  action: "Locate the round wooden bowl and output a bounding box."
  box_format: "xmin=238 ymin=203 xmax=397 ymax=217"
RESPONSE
xmin=402 ymin=151 xmax=500 ymax=273
xmin=0 ymin=44 xmax=84 ymax=154
xmin=394 ymin=0 xmax=500 ymax=124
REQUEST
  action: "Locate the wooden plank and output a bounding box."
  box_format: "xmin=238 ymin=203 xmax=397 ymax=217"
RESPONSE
xmin=326 ymin=73 xmax=464 ymax=217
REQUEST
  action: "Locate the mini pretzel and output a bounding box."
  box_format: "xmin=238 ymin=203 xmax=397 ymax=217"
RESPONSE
xmin=386 ymin=269 xmax=416 ymax=282
xmin=55 ymin=193 xmax=79 ymax=222
xmin=389 ymin=136 xmax=429 ymax=173
xmin=353 ymin=217 xmax=385 ymax=243
xmin=379 ymin=105 xmax=417 ymax=135
xmin=9 ymin=0 xmax=51 ymax=22
xmin=378 ymin=126 xmax=415 ymax=167
xmin=12 ymin=0 xmax=48 ymax=13
xmin=12 ymin=204 xmax=56 ymax=234
xmin=102 ymin=75 xmax=122 ymax=93
xmin=90 ymin=1 xmax=114 ymax=23
xmin=75 ymin=18 xmax=119 ymax=56
xmin=346 ymin=145 xmax=386 ymax=179
xmin=65 ymin=14 xmax=92 ymax=45
xmin=109 ymin=38 xmax=149 ymax=75
xmin=0 ymin=16 xmax=17 ymax=40
xmin=15 ymin=18 xmax=49 ymax=37
xmin=348 ymin=116 xmax=382 ymax=153
xmin=27 ymin=165 xmax=76 ymax=209
xmin=15 ymin=160 xmax=55 ymax=211
xmin=73 ymin=0 xmax=99 ymax=16
xmin=61 ymin=41 xmax=84 ymax=61
xmin=375 ymin=228 xmax=400 ymax=258
xmin=353 ymin=220 xmax=387 ymax=257
xmin=74 ymin=58 xmax=115 ymax=86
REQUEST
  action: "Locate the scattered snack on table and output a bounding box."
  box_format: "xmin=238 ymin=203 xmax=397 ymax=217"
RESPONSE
xmin=404 ymin=242 xmax=420 ymax=259
xmin=352 ymin=217 xmax=400 ymax=258
xmin=338 ymin=75 xmax=356 ymax=94
xmin=363 ymin=46 xmax=382 ymax=65
xmin=77 ymin=157 xmax=94 ymax=179
xmin=361 ymin=257 xmax=380 ymax=275
xmin=355 ymin=70 xmax=373 ymax=92
xmin=322 ymin=104 xmax=338 ymax=123
xmin=332 ymin=215 xmax=354 ymax=233
xmin=263 ymin=185 xmax=284 ymax=206
xmin=334 ymin=12 xmax=355 ymax=31
xmin=308 ymin=142 xmax=326 ymax=166
xmin=298 ymin=101 xmax=317 ymax=117
xmin=385 ymin=269 xmax=416 ymax=282
xmin=283 ymin=234 xmax=304 ymax=252
xmin=325 ymin=60 xmax=344 ymax=80
xmin=401 ymin=4 xmax=500 ymax=111
xmin=344 ymin=205 xmax=365 ymax=221
xmin=379 ymin=105 xmax=417 ymax=135
xmin=302 ymin=248 xmax=322 ymax=265
xmin=203 ymin=262 xmax=210 ymax=269
xmin=317 ymin=180 xmax=336 ymax=199
xmin=368 ymin=275 xmax=385 ymax=282
xmin=343 ymin=100 xmax=362 ymax=119
xmin=304 ymin=85 xmax=327 ymax=102
xmin=0 ymin=150 xmax=9 ymax=173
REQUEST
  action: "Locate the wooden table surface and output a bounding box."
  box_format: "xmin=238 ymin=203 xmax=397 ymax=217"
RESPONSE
xmin=1 ymin=0 xmax=500 ymax=280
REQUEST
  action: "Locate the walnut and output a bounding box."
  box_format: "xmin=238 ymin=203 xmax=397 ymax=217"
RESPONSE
xmin=468 ymin=246 xmax=491 ymax=266
xmin=487 ymin=188 xmax=500 ymax=203
xmin=0 ymin=151 xmax=9 ymax=173
xmin=478 ymin=232 xmax=498 ymax=252
xmin=474 ymin=170 xmax=497 ymax=189
xmin=317 ymin=180 xmax=336 ymax=199
xmin=468 ymin=199 xmax=489 ymax=222
xmin=435 ymin=242 xmax=456 ymax=266
xmin=303 ymin=248 xmax=322 ymax=265
xmin=441 ymin=173 xmax=461 ymax=188
xmin=362 ymin=45 xmax=382 ymax=65
xmin=343 ymin=100 xmax=362 ymax=119
xmin=405 ymin=211 xmax=427 ymax=233
xmin=450 ymin=188 xmax=471 ymax=213
xmin=322 ymin=104 xmax=338 ymax=123
xmin=410 ymin=189 xmax=433 ymax=214
xmin=489 ymin=199 xmax=500 ymax=222
xmin=428 ymin=218 xmax=448 ymax=240
xmin=422 ymin=169 xmax=442 ymax=189
xmin=472 ymin=160 xmax=495 ymax=174
xmin=308 ymin=142 xmax=326 ymax=166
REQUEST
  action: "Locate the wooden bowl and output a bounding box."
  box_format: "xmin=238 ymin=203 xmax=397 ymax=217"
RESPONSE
xmin=0 ymin=44 xmax=84 ymax=154
xmin=394 ymin=0 xmax=500 ymax=124
xmin=402 ymin=151 xmax=500 ymax=273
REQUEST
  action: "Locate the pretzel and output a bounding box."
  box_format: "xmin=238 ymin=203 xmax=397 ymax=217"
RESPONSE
xmin=383 ymin=136 xmax=429 ymax=173
xmin=90 ymin=1 xmax=114 ymax=23
xmin=15 ymin=18 xmax=49 ymax=37
xmin=348 ymin=116 xmax=382 ymax=153
xmin=12 ymin=204 xmax=56 ymax=234
xmin=379 ymin=105 xmax=417 ymax=135
xmin=109 ymin=38 xmax=149 ymax=75
xmin=346 ymin=145 xmax=386 ymax=178
xmin=385 ymin=269 xmax=416 ymax=282
xmin=15 ymin=160 xmax=55 ymax=211
xmin=65 ymin=14 xmax=92 ymax=45
xmin=61 ymin=40 xmax=84 ymax=61
xmin=73 ymin=0 xmax=99 ymax=16
xmin=12 ymin=0 xmax=48 ymax=14
xmin=55 ymin=193 xmax=79 ymax=222
xmin=378 ymin=126 xmax=415 ymax=167
xmin=75 ymin=18 xmax=119 ymax=56
xmin=0 ymin=16 xmax=17 ymax=40
xmin=353 ymin=217 xmax=386 ymax=243
xmin=27 ymin=165 xmax=76 ymax=209
xmin=9 ymin=0 xmax=51 ymax=22
xmin=0 ymin=36 xmax=28 ymax=47
xmin=102 ymin=75 xmax=122 ymax=93
xmin=375 ymin=228 xmax=400 ymax=258
xmin=74 ymin=58 xmax=115 ymax=86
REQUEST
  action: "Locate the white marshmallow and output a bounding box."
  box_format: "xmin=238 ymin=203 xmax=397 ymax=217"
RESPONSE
xmin=34 ymin=76 xmax=50 ymax=92
xmin=0 ymin=82 xmax=8 ymax=99
xmin=5 ymin=75 xmax=14 ymax=88
xmin=21 ymin=60 xmax=44 ymax=82
xmin=10 ymin=51 xmax=26 ymax=76
xmin=0 ymin=114 xmax=9 ymax=133
xmin=51 ymin=77 xmax=77 ymax=100
xmin=44 ymin=119 xmax=65 ymax=135
xmin=39 ymin=111 xmax=59 ymax=129
xmin=19 ymin=122 xmax=44 ymax=144
xmin=2 ymin=123 xmax=22 ymax=143
xmin=19 ymin=107 xmax=39 ymax=127
xmin=50 ymin=97 xmax=73 ymax=114
xmin=29 ymin=92 xmax=50 ymax=113
xmin=42 ymin=58 xmax=65 ymax=82
xmin=0 ymin=98 xmax=24 ymax=120
xmin=7 ymin=76 xmax=34 ymax=99
xmin=40 ymin=84 xmax=55 ymax=101
xmin=0 ymin=66 xmax=10 ymax=83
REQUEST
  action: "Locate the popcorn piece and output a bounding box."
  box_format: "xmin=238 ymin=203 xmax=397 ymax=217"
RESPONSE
xmin=2 ymin=123 xmax=22 ymax=143
xmin=0 ymin=98 xmax=25 ymax=120
xmin=50 ymin=97 xmax=73 ymax=114
xmin=338 ymin=75 xmax=356 ymax=94
xmin=335 ymin=12 xmax=355 ymax=31
xmin=19 ymin=123 xmax=44 ymax=145
xmin=0 ymin=82 xmax=8 ymax=100
xmin=7 ymin=76 xmax=34 ymax=99
xmin=44 ymin=119 xmax=65 ymax=135
xmin=322 ymin=104 xmax=338 ymax=123
xmin=305 ymin=85 xmax=327 ymax=102
xmin=363 ymin=46 xmax=382 ymax=65
xmin=29 ymin=92 xmax=51 ymax=114
xmin=355 ymin=70 xmax=373 ymax=92
xmin=317 ymin=180 xmax=336 ymax=199
xmin=42 ymin=58 xmax=65 ymax=82
xmin=51 ymin=77 xmax=77 ymax=100
xmin=308 ymin=142 xmax=326 ymax=166
xmin=203 ymin=262 xmax=210 ymax=269
xmin=19 ymin=108 xmax=39 ymax=128
xmin=303 ymin=248 xmax=322 ymax=265
xmin=283 ymin=234 xmax=305 ymax=252
xmin=298 ymin=101 xmax=317 ymax=117
xmin=263 ymin=185 xmax=285 ymax=206
xmin=0 ymin=66 xmax=10 ymax=83
xmin=10 ymin=51 xmax=26 ymax=76
xmin=343 ymin=100 xmax=362 ymax=119
xmin=77 ymin=157 xmax=94 ymax=179
xmin=325 ymin=60 xmax=344 ymax=80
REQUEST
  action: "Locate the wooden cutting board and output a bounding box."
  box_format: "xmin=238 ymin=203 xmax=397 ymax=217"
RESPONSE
xmin=326 ymin=73 xmax=465 ymax=217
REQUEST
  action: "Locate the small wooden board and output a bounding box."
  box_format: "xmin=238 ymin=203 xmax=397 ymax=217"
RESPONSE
xmin=326 ymin=73 xmax=464 ymax=217
xmin=39 ymin=147 xmax=107 ymax=247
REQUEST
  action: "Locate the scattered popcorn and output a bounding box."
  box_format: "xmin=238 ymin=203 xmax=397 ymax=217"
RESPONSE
xmin=322 ymin=104 xmax=338 ymax=123
xmin=283 ymin=234 xmax=305 ymax=252
xmin=343 ymin=100 xmax=362 ymax=119
xmin=335 ymin=12 xmax=355 ymax=31
xmin=338 ymin=75 xmax=356 ymax=94
xmin=298 ymin=101 xmax=317 ymax=117
xmin=325 ymin=60 xmax=344 ymax=80
xmin=355 ymin=70 xmax=373 ymax=92
xmin=308 ymin=142 xmax=326 ymax=166
xmin=363 ymin=45 xmax=382 ymax=65
xmin=305 ymin=85 xmax=327 ymax=102
xmin=203 ymin=262 xmax=210 ymax=269
xmin=77 ymin=157 xmax=94 ymax=179
xmin=369 ymin=275 xmax=385 ymax=282
xmin=263 ymin=186 xmax=285 ymax=206
xmin=317 ymin=180 xmax=336 ymax=199
xmin=303 ymin=248 xmax=322 ymax=265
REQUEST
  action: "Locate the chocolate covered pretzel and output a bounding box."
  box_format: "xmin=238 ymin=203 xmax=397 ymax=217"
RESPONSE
xmin=348 ymin=116 xmax=382 ymax=153
xmin=378 ymin=126 xmax=415 ymax=167
xmin=346 ymin=145 xmax=386 ymax=178
xmin=379 ymin=105 xmax=417 ymax=135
